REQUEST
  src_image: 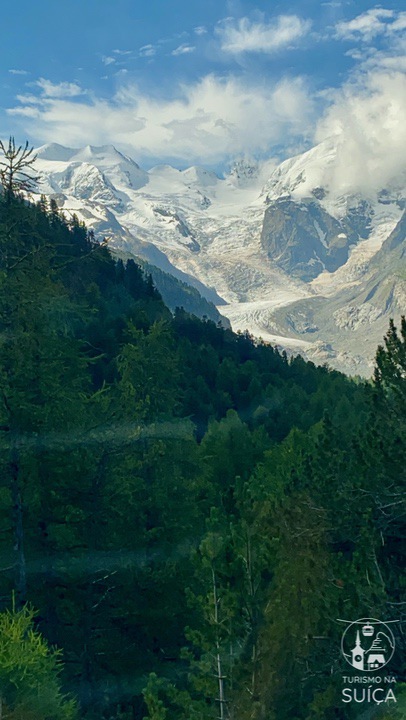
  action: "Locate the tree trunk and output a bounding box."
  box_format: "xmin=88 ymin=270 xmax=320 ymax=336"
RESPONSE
xmin=212 ymin=567 xmax=228 ymax=720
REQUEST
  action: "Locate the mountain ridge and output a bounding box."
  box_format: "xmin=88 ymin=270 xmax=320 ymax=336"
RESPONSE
xmin=34 ymin=139 xmax=406 ymax=375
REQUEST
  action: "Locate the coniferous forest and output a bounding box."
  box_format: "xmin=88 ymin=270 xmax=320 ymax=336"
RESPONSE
xmin=0 ymin=189 xmax=404 ymax=719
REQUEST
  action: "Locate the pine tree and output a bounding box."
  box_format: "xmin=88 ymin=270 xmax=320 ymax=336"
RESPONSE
xmin=0 ymin=603 xmax=77 ymax=719
xmin=374 ymin=316 xmax=406 ymax=412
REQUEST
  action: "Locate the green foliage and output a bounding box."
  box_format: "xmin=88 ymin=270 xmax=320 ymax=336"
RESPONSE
xmin=0 ymin=190 xmax=403 ymax=720
xmin=374 ymin=316 xmax=406 ymax=403
xmin=0 ymin=603 xmax=77 ymax=719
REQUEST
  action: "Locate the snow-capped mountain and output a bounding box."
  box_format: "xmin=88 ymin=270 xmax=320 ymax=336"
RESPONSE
xmin=34 ymin=140 xmax=406 ymax=376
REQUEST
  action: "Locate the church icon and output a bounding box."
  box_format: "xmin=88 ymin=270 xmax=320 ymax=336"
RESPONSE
xmin=341 ymin=618 xmax=395 ymax=672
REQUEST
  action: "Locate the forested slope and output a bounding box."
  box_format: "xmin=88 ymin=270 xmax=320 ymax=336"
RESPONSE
xmin=0 ymin=194 xmax=404 ymax=720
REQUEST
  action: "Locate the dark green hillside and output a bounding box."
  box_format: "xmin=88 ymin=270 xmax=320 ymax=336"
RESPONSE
xmin=128 ymin=255 xmax=229 ymax=326
xmin=0 ymin=192 xmax=404 ymax=720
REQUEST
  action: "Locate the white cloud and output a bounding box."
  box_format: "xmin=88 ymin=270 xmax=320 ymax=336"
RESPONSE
xmin=171 ymin=44 xmax=196 ymax=56
xmin=337 ymin=9 xmax=406 ymax=76
xmin=377 ymin=55 xmax=406 ymax=71
xmin=335 ymin=8 xmax=395 ymax=41
xmin=35 ymin=78 xmax=84 ymax=98
xmin=102 ymin=55 xmax=116 ymax=66
xmin=328 ymin=4 xmax=406 ymax=196
xmin=16 ymin=94 xmax=41 ymax=104
xmin=139 ymin=44 xmax=156 ymax=57
xmin=216 ymin=14 xmax=311 ymax=54
xmin=8 ymin=74 xmax=314 ymax=165
xmin=315 ymin=70 xmax=406 ymax=193
xmin=356 ymin=40 xmax=406 ymax=74
xmin=11 ymin=106 xmax=40 ymax=118
xmin=389 ymin=11 xmax=406 ymax=33
xmin=9 ymin=69 xmax=29 ymax=76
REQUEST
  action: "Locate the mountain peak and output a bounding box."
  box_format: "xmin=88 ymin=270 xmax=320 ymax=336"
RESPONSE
xmin=181 ymin=166 xmax=220 ymax=187
xmin=262 ymin=138 xmax=339 ymax=203
xmin=227 ymin=159 xmax=260 ymax=187
xmin=71 ymin=144 xmax=138 ymax=166
xmin=36 ymin=143 xmax=77 ymax=162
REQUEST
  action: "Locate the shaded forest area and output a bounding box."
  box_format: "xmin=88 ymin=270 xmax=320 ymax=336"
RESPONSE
xmin=0 ymin=192 xmax=404 ymax=719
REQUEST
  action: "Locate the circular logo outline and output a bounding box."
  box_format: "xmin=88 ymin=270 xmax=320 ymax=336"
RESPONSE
xmin=341 ymin=617 xmax=395 ymax=673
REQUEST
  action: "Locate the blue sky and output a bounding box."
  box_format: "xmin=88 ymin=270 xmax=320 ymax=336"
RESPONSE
xmin=1 ymin=0 xmax=405 ymax=171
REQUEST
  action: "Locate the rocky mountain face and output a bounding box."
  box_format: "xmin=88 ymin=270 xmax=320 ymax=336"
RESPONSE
xmin=268 ymin=209 xmax=406 ymax=375
xmin=261 ymin=199 xmax=351 ymax=281
xmin=33 ymin=140 xmax=406 ymax=376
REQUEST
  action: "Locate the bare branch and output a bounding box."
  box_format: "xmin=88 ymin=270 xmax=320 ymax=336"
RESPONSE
xmin=0 ymin=136 xmax=39 ymax=202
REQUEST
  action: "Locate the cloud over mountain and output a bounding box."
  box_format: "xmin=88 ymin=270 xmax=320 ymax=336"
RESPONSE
xmin=4 ymin=2 xmax=405 ymax=193
xmin=9 ymin=74 xmax=314 ymax=165
xmin=316 ymin=69 xmax=406 ymax=193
